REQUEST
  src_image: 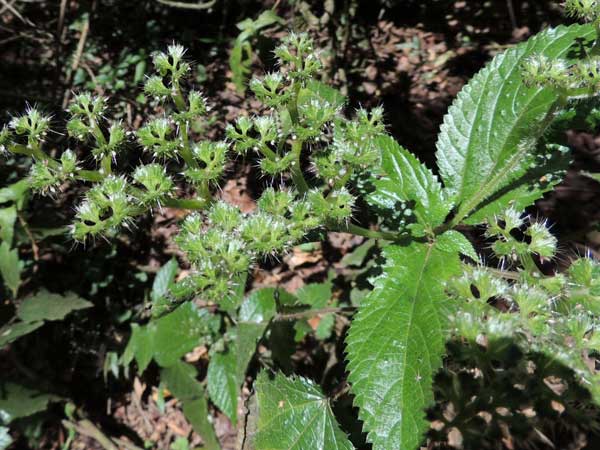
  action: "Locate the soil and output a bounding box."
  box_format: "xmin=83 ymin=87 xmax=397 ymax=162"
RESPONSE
xmin=1 ymin=1 xmax=599 ymax=449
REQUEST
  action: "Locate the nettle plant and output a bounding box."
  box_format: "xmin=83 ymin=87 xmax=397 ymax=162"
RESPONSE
xmin=2 ymin=2 xmax=600 ymax=448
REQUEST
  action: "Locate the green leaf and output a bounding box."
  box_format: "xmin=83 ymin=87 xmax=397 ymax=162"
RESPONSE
xmin=436 ymin=230 xmax=478 ymax=261
xmin=153 ymin=302 xmax=216 ymax=367
xmin=315 ymin=313 xmax=335 ymax=340
xmin=0 ymin=383 xmax=58 ymax=423
xmin=161 ymin=361 xmax=221 ymax=450
xmin=304 ymin=80 xmax=346 ymax=110
xmin=235 ymin=289 xmax=277 ymax=387
xmin=0 ymin=206 xmax=17 ymax=245
xmin=239 ymin=288 xmax=277 ymax=323
xmin=436 ymin=24 xmax=594 ymax=224
xmin=0 ymin=321 xmax=43 ymax=347
xmin=151 ymin=258 xmax=178 ymax=304
xmin=235 ymin=322 xmax=265 ymax=386
xmin=122 ymin=323 xmax=155 ymax=373
xmin=463 ymin=143 xmax=571 ymax=224
xmin=346 ymin=240 xmax=462 ymax=450
xmin=123 ymin=302 xmax=218 ymax=370
xmin=207 ymin=347 xmax=238 ymax=424
xmin=295 ymin=281 xmax=332 ymax=309
xmin=371 ymin=135 xmax=451 ymax=227
xmin=17 ymin=290 xmax=92 ymax=323
xmin=340 ymin=239 xmax=375 ymax=267
xmin=0 ymin=180 xmax=29 ymax=209
xmin=254 ymin=372 xmax=354 ymax=450
xmin=0 ymin=242 xmax=22 ymax=297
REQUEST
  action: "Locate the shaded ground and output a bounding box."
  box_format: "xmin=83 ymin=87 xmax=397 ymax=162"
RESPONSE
xmin=1 ymin=1 xmax=599 ymax=449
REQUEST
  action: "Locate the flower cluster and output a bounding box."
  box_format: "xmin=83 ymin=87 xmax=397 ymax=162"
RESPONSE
xmin=448 ymin=211 xmax=600 ymax=402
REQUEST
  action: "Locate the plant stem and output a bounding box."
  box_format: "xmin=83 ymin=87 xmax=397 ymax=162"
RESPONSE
xmin=100 ymin=155 xmax=112 ymax=175
xmin=162 ymin=196 xmax=207 ymax=210
xmin=274 ymin=306 xmax=357 ymax=322
xmin=290 ymin=139 xmax=310 ymax=193
xmin=172 ymin=83 xmax=199 ymax=169
xmin=76 ymin=169 xmax=105 ymax=182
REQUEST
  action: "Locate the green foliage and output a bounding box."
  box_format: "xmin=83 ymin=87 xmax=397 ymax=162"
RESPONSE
xmin=346 ymin=239 xmax=462 ymax=449
xmin=4 ymin=5 xmax=600 ymax=449
xmin=16 ymin=290 xmax=92 ymax=322
xmin=254 ymin=372 xmax=354 ymax=450
xmin=161 ymin=361 xmax=220 ymax=450
xmin=435 ymin=24 xmax=593 ymax=226
xmin=0 ymin=291 xmax=91 ymax=348
xmin=0 ymin=383 xmax=59 ymax=423
xmin=229 ymin=10 xmax=284 ymax=92
xmin=121 ymin=302 xmax=220 ymax=370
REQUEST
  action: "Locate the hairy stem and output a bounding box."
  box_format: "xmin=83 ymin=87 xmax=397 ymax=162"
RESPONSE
xmin=290 ymin=139 xmax=310 ymax=193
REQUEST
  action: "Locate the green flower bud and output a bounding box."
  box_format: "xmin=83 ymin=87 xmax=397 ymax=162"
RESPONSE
xmin=226 ymin=117 xmax=258 ymax=154
xmin=0 ymin=126 xmax=12 ymax=153
xmin=138 ymin=118 xmax=181 ymax=158
xmin=326 ymin=188 xmax=355 ymax=221
xmin=144 ymin=75 xmax=171 ymax=100
xmin=68 ymin=93 xmax=106 ymax=119
xmin=133 ymin=164 xmax=174 ymax=204
xmin=93 ymin=122 xmax=127 ymax=159
xmin=184 ymin=141 xmax=228 ymax=183
xmin=565 ymin=0 xmax=600 ymax=22
xmin=173 ymin=90 xmax=208 ymax=123
xmin=207 ymin=201 xmax=242 ymax=232
xmin=240 ymin=212 xmax=289 ymax=254
xmin=67 ymin=117 xmax=92 ymax=141
xmin=60 ymin=150 xmax=78 ymax=175
xmin=573 ymin=59 xmax=600 ymax=90
xmin=526 ymin=221 xmax=557 ymax=259
xmin=521 ymin=55 xmax=569 ymax=89
xmin=257 ymin=188 xmax=294 ymax=216
xmin=151 ymin=44 xmax=190 ymax=82
xmin=259 ymin=152 xmax=295 ymax=175
xmin=73 ymin=176 xmax=134 ymax=240
xmin=253 ymin=116 xmax=278 ymax=143
xmin=29 ymin=161 xmax=60 ymax=193
xmin=10 ymin=107 xmax=51 ymax=144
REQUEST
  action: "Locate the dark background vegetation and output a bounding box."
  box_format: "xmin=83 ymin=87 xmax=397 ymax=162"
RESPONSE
xmin=1 ymin=1 xmax=599 ymax=449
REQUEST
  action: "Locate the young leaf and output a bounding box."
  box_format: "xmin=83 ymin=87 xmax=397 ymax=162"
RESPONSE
xmin=436 ymin=230 xmax=479 ymax=261
xmin=436 ymin=24 xmax=594 ymax=224
xmin=371 ymin=135 xmax=451 ymax=228
xmin=17 ymin=290 xmax=92 ymax=323
xmin=254 ymin=371 xmax=354 ymax=450
xmin=161 ymin=361 xmax=221 ymax=450
xmin=151 ymin=258 xmax=178 ymax=304
xmin=207 ymin=347 xmax=238 ymax=425
xmin=0 ymin=242 xmax=22 ymax=297
xmin=346 ymin=240 xmax=462 ymax=450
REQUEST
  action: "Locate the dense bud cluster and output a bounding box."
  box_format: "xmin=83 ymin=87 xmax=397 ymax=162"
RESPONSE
xmin=449 ymin=210 xmax=600 ymax=401
xmin=565 ymin=0 xmax=600 ymax=22
xmin=485 ymin=207 xmax=557 ymax=263
xmin=0 ymin=33 xmax=387 ymax=303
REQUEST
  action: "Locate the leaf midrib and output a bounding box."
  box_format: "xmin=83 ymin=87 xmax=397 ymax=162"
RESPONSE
xmin=450 ymin=27 xmax=587 ymax=219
